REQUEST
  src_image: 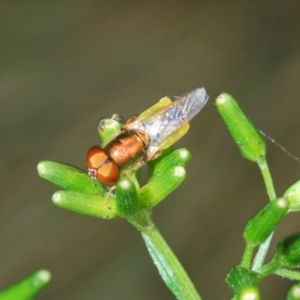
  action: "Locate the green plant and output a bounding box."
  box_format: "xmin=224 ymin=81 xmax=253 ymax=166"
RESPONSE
xmin=38 ymin=147 xmax=197 ymax=299
xmin=37 ymin=92 xmax=300 ymax=299
xmin=217 ymin=94 xmax=300 ymax=300
xmin=0 ymin=269 xmax=51 ymax=300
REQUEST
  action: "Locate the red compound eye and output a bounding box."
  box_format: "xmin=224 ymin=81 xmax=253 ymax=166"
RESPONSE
xmin=86 ymin=146 xmax=119 ymax=184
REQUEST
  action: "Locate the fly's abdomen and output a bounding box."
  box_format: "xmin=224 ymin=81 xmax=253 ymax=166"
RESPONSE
xmin=105 ymin=131 xmax=147 ymax=170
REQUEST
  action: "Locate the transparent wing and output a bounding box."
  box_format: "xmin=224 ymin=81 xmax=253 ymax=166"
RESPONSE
xmin=125 ymin=87 xmax=209 ymax=159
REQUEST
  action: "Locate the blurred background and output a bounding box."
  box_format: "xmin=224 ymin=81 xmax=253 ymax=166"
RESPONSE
xmin=1 ymin=1 xmax=300 ymax=299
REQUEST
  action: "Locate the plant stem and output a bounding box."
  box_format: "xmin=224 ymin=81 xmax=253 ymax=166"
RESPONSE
xmin=257 ymin=158 xmax=276 ymax=201
xmin=275 ymin=269 xmax=300 ymax=281
xmin=241 ymin=243 xmax=255 ymax=269
xmin=252 ymin=158 xmax=277 ymax=271
xmin=130 ymin=210 xmax=201 ymax=300
xmin=256 ymin=254 xmax=281 ymax=278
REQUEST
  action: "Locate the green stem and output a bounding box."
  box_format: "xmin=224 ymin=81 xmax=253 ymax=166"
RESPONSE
xmin=257 ymin=158 xmax=276 ymax=201
xmin=130 ymin=210 xmax=201 ymax=300
xmin=275 ymin=268 xmax=300 ymax=281
xmin=252 ymin=158 xmax=277 ymax=271
xmin=241 ymin=243 xmax=255 ymax=269
xmin=256 ymin=254 xmax=281 ymax=279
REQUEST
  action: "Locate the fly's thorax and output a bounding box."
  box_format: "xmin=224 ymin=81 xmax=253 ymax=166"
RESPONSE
xmin=105 ymin=130 xmax=149 ymax=170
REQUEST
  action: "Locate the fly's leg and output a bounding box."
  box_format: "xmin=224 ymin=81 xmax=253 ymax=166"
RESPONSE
xmin=147 ymin=149 xmax=162 ymax=161
xmin=125 ymin=115 xmax=138 ymax=125
xmin=104 ymin=185 xmax=116 ymax=207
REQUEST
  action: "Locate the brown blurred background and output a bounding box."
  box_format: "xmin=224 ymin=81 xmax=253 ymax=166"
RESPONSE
xmin=1 ymin=1 xmax=300 ymax=299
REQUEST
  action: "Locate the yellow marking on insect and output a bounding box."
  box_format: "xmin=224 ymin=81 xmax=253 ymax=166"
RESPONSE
xmin=138 ymin=97 xmax=172 ymax=119
xmin=160 ymin=123 xmax=190 ymax=151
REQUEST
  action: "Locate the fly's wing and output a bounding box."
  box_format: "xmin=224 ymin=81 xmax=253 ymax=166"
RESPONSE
xmin=125 ymin=87 xmax=209 ymax=160
xmin=138 ymin=96 xmax=172 ymax=119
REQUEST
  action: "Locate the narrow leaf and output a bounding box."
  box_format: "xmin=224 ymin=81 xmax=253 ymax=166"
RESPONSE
xmin=141 ymin=227 xmax=200 ymax=300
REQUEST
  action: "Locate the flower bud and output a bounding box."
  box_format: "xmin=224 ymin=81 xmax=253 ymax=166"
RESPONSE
xmin=0 ymin=269 xmax=51 ymax=299
xmin=277 ymin=233 xmax=300 ymax=268
xmin=139 ymin=148 xmax=190 ymax=208
xmin=226 ymin=266 xmax=261 ymax=300
xmin=37 ymin=161 xmax=105 ymax=195
xmin=287 ymin=284 xmax=300 ymax=300
xmin=243 ymin=198 xmax=289 ymax=246
xmin=116 ymin=179 xmax=140 ymax=218
xmin=284 ymin=179 xmax=300 ymax=212
xmin=52 ymin=191 xmax=118 ymax=219
xmin=98 ymin=114 xmax=123 ymax=145
xmin=216 ymin=93 xmax=266 ymax=162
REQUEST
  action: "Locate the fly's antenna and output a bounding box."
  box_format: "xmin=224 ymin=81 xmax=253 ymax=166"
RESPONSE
xmin=260 ymin=130 xmax=300 ymax=164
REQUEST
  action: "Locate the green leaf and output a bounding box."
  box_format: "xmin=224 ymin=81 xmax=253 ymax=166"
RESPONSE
xmin=243 ymin=198 xmax=289 ymax=246
xmin=284 ymin=179 xmax=300 ymax=212
xmin=37 ymin=161 xmax=105 ymax=195
xmin=0 ymin=269 xmax=51 ymax=300
xmin=216 ymin=93 xmax=266 ymax=162
xmin=52 ymin=191 xmax=118 ymax=219
xmin=226 ymin=266 xmax=260 ymax=300
xmin=277 ymin=233 xmax=300 ymax=268
xmin=115 ymin=178 xmax=140 ymax=217
xmin=141 ymin=226 xmax=201 ymax=300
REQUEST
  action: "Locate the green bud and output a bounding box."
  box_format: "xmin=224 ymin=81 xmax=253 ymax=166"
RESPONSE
xmin=287 ymin=284 xmax=300 ymax=300
xmin=116 ymin=179 xmax=140 ymax=218
xmin=216 ymin=93 xmax=266 ymax=162
xmin=0 ymin=269 xmax=51 ymax=300
xmin=139 ymin=165 xmax=186 ymax=208
xmin=284 ymin=180 xmax=300 ymax=212
xmin=226 ymin=266 xmax=261 ymax=300
xmin=98 ymin=114 xmax=123 ymax=144
xmin=148 ymin=148 xmax=191 ymax=180
xmin=37 ymin=161 xmax=105 ymax=195
xmin=138 ymin=148 xmax=189 ymax=208
xmin=52 ymin=191 xmax=118 ymax=219
xmin=243 ymin=198 xmax=289 ymax=246
xmin=277 ymin=233 xmax=300 ymax=268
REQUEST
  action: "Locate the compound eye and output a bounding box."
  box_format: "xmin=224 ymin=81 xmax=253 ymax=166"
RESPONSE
xmin=86 ymin=146 xmax=119 ymax=184
xmin=86 ymin=147 xmax=108 ymax=169
xmin=97 ymin=160 xmax=119 ymax=184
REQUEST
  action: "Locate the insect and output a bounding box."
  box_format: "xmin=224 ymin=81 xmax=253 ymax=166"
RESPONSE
xmin=87 ymin=87 xmax=209 ymax=184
